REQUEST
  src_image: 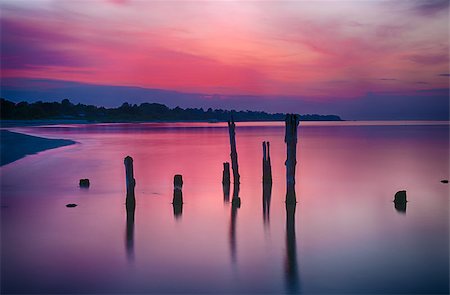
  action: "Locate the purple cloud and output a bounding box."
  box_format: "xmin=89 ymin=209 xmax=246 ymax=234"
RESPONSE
xmin=407 ymin=53 xmax=448 ymax=65
xmin=412 ymin=0 xmax=449 ymax=16
xmin=0 ymin=17 xmax=89 ymax=70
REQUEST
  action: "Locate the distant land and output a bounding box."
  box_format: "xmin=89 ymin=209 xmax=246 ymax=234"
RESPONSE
xmin=0 ymin=130 xmax=75 ymax=166
xmin=0 ymin=98 xmax=341 ymax=122
xmin=1 ymin=78 xmax=448 ymax=120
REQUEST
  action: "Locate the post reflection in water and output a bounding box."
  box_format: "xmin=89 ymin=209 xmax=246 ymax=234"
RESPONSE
xmin=262 ymin=183 xmax=272 ymax=227
xmin=125 ymin=201 xmax=135 ymax=262
xmin=394 ymin=202 xmax=407 ymax=214
xmin=229 ymin=183 xmax=240 ymax=264
xmin=223 ymin=183 xmax=230 ymax=204
xmin=285 ymin=203 xmax=300 ymax=293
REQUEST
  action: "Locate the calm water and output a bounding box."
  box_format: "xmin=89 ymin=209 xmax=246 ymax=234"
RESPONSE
xmin=1 ymin=121 xmax=449 ymax=294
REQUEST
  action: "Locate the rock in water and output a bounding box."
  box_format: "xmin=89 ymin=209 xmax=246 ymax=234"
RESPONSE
xmin=441 ymin=180 xmax=448 ymax=184
xmin=66 ymin=204 xmax=77 ymax=208
xmin=394 ymin=190 xmax=407 ymax=203
xmin=79 ymin=179 xmax=90 ymax=188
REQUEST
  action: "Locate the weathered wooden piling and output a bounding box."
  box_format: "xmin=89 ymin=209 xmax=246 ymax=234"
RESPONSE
xmin=174 ymin=174 xmax=183 ymax=190
xmin=222 ymin=162 xmax=231 ymax=185
xmin=173 ymin=174 xmax=183 ymax=205
xmin=124 ymin=156 xmax=136 ymax=209
xmin=262 ymin=141 xmax=272 ymax=185
xmin=394 ymin=190 xmax=407 ymax=213
xmin=285 ymin=114 xmax=299 ymax=204
xmin=394 ymin=190 xmax=407 ymax=204
xmin=232 ymin=183 xmax=241 ymax=207
xmin=228 ymin=117 xmax=241 ymax=206
xmin=173 ymin=190 xmax=183 ymax=218
xmin=228 ymin=117 xmax=240 ymax=185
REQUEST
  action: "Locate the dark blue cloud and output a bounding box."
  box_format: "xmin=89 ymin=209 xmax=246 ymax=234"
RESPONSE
xmin=412 ymin=0 xmax=449 ymax=16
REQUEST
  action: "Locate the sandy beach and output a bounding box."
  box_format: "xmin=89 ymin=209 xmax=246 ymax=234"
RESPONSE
xmin=0 ymin=130 xmax=76 ymax=166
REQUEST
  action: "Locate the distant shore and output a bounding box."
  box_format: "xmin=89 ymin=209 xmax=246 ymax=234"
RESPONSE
xmin=0 ymin=130 xmax=76 ymax=166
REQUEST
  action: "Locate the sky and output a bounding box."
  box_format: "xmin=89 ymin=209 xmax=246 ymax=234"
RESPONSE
xmin=0 ymin=0 xmax=449 ymax=120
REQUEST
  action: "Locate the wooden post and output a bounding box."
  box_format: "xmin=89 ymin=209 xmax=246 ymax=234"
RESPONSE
xmin=262 ymin=141 xmax=272 ymax=185
xmin=394 ymin=190 xmax=407 ymax=203
xmin=222 ymin=162 xmax=231 ymax=185
xmin=173 ymin=174 xmax=183 ymax=218
xmin=285 ymin=114 xmax=299 ymax=204
xmin=394 ymin=190 xmax=407 ymax=213
xmin=173 ymin=174 xmax=183 ymax=205
xmin=124 ymin=156 xmax=136 ymax=209
xmin=228 ymin=116 xmax=241 ymax=206
xmin=228 ymin=117 xmax=240 ymax=185
xmin=124 ymin=156 xmax=136 ymax=261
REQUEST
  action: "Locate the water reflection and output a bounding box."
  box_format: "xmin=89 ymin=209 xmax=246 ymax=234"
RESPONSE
xmin=229 ymin=184 xmax=240 ymax=264
xmin=262 ymin=183 xmax=272 ymax=227
xmin=223 ymin=183 xmax=230 ymax=203
xmin=125 ymin=201 xmax=135 ymax=262
xmin=394 ymin=202 xmax=407 ymax=214
xmin=285 ymin=203 xmax=299 ymax=293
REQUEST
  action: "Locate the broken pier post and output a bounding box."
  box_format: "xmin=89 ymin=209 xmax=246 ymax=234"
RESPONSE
xmin=228 ymin=117 xmax=240 ymax=185
xmin=262 ymin=141 xmax=272 ymax=185
xmin=394 ymin=190 xmax=407 ymax=213
xmin=172 ymin=174 xmax=183 ymax=218
xmin=222 ymin=162 xmax=231 ymax=203
xmin=222 ymin=162 xmax=231 ymax=185
xmin=124 ymin=156 xmax=136 ymax=209
xmin=285 ymin=114 xmax=299 ymax=204
xmin=228 ymin=116 xmax=241 ymax=206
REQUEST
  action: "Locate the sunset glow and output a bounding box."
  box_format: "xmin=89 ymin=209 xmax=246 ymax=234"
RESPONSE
xmin=0 ymin=0 xmax=449 ymax=119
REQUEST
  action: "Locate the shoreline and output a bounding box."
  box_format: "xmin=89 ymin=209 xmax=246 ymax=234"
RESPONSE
xmin=0 ymin=130 xmax=76 ymax=166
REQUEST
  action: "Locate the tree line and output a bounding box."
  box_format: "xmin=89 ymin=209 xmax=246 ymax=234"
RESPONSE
xmin=0 ymin=98 xmax=341 ymax=121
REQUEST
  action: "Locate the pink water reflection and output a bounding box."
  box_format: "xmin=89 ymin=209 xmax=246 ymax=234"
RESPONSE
xmin=1 ymin=122 xmax=448 ymax=293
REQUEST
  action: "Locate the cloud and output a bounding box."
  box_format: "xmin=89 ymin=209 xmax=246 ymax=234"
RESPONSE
xmin=406 ymin=53 xmax=449 ymax=65
xmin=0 ymin=17 xmax=90 ymax=70
xmin=438 ymin=73 xmax=450 ymax=77
xmin=412 ymin=0 xmax=449 ymax=16
xmin=107 ymin=0 xmax=129 ymax=5
xmin=0 ymin=1 xmax=448 ymax=100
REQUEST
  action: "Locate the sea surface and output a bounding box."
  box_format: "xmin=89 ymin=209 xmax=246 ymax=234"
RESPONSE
xmin=1 ymin=121 xmax=449 ymax=294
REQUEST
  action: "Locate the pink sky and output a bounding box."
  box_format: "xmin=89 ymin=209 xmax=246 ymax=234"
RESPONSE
xmin=1 ymin=0 xmax=449 ymax=100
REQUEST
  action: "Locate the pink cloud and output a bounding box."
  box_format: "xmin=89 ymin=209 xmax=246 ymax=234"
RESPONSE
xmin=0 ymin=0 xmax=448 ymax=99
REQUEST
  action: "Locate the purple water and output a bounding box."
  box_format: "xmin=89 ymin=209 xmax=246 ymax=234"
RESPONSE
xmin=1 ymin=121 xmax=448 ymax=294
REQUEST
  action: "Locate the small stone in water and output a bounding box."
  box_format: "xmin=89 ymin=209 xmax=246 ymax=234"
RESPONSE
xmin=79 ymin=179 xmax=90 ymax=188
xmin=441 ymin=180 xmax=448 ymax=184
xmin=66 ymin=204 xmax=77 ymax=208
